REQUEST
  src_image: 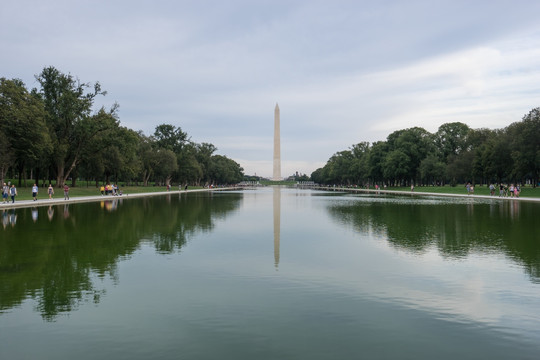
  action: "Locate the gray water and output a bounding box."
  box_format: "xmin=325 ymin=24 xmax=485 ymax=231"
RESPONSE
xmin=1 ymin=188 xmax=539 ymax=359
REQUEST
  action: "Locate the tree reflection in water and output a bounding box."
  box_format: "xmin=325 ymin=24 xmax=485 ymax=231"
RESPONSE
xmin=327 ymin=195 xmax=540 ymax=282
xmin=0 ymin=192 xmax=241 ymax=321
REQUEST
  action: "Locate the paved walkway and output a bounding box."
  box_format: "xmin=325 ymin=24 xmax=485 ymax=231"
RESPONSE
xmin=0 ymin=187 xmax=238 ymax=210
xmin=2 ymin=186 xmax=539 ymax=210
xmin=315 ymin=186 xmax=540 ymax=202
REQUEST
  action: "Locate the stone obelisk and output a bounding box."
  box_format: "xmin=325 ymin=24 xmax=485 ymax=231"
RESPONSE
xmin=273 ymin=103 xmax=281 ymax=181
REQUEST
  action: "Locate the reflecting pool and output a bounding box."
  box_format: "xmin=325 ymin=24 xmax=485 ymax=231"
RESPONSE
xmin=1 ymin=188 xmax=540 ymax=359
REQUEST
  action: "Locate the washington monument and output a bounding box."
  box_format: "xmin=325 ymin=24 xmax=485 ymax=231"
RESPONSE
xmin=273 ymin=103 xmax=281 ymax=180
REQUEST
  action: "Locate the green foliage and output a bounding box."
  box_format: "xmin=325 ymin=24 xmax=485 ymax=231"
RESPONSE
xmin=0 ymin=78 xmax=52 ymax=184
xmin=435 ymin=122 xmax=470 ymax=162
xmin=35 ymin=67 xmax=116 ymax=186
xmin=1 ymin=68 xmax=244 ymax=187
xmin=313 ymin=109 xmax=540 ymax=187
xmin=153 ymin=124 xmax=189 ymax=153
xmin=208 ymin=155 xmax=244 ymax=184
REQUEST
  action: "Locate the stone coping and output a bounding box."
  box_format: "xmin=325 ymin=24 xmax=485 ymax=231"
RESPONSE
xmin=0 ymin=187 xmax=239 ymax=210
xmin=2 ymin=186 xmax=539 ymax=210
xmin=315 ymin=186 xmax=540 ymax=202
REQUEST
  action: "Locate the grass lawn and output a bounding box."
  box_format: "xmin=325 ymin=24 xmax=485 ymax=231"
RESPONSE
xmin=384 ymin=185 xmax=540 ymax=198
xmin=4 ymin=185 xmax=201 ymax=201
xmin=5 ymin=183 xmax=540 ymax=201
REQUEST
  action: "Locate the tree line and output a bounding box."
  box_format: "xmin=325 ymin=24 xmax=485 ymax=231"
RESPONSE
xmin=0 ymin=67 xmax=244 ymax=188
xmin=311 ymin=108 xmax=540 ymax=187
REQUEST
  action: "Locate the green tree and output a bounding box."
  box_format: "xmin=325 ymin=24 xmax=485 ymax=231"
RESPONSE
xmin=153 ymin=149 xmax=178 ymax=186
xmin=324 ymin=150 xmax=354 ymax=185
xmin=177 ymin=143 xmax=203 ymax=185
xmin=0 ymin=133 xmax=13 ymax=183
xmin=153 ymin=124 xmax=189 ymax=154
xmin=507 ymin=108 xmax=540 ymax=186
xmin=115 ymin=127 xmax=143 ymax=184
xmin=350 ymin=142 xmax=370 ymax=185
xmin=0 ymin=78 xmax=52 ymax=186
xmin=139 ymin=134 xmax=158 ymax=187
xmin=310 ymin=167 xmax=324 ymax=184
xmin=367 ymin=141 xmax=388 ymax=184
xmin=383 ymin=150 xmax=410 ymax=184
xmin=208 ymin=155 xmax=244 ymax=184
xmin=386 ymin=127 xmax=434 ymax=184
xmin=195 ymin=142 xmax=218 ymax=184
xmin=419 ymin=155 xmax=446 ymax=185
xmin=36 ymin=66 xmax=117 ymax=187
xmin=478 ymin=130 xmax=512 ymax=183
xmin=435 ymin=122 xmax=470 ymax=163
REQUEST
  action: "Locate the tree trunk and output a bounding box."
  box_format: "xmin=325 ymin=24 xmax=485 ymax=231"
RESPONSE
xmin=57 ymin=162 xmax=65 ymax=187
xmin=0 ymin=166 xmax=6 ymax=185
xmin=143 ymin=171 xmax=151 ymax=187
xmin=34 ymin=168 xmax=40 ymax=187
xmin=62 ymin=156 xmax=78 ymax=187
xmin=17 ymin=165 xmax=23 ymax=187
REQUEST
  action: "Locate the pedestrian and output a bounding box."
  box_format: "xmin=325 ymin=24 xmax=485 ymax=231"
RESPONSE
xmin=2 ymin=182 xmax=8 ymax=203
xmin=499 ymin=183 xmax=504 ymax=197
xmin=466 ymin=182 xmax=471 ymax=195
xmin=10 ymin=184 xmax=17 ymax=203
xmin=63 ymin=184 xmax=70 ymax=200
xmin=48 ymin=184 xmax=54 ymax=199
xmin=100 ymin=185 xmax=105 ymax=195
xmin=32 ymin=183 xmax=38 ymax=201
xmin=489 ymin=183 xmax=495 ymax=196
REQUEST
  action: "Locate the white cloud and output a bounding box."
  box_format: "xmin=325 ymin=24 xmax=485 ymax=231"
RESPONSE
xmin=2 ymin=1 xmax=540 ymax=177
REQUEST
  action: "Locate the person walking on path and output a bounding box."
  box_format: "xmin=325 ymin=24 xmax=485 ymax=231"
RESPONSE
xmin=63 ymin=184 xmax=70 ymax=200
xmin=48 ymin=184 xmax=54 ymax=199
xmin=2 ymin=183 xmax=8 ymax=203
xmin=32 ymin=183 xmax=38 ymax=201
xmin=9 ymin=184 xmax=17 ymax=203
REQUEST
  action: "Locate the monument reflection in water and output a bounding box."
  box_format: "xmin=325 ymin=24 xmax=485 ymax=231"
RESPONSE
xmin=1 ymin=189 xmax=540 ymax=360
xmin=273 ymin=186 xmax=280 ymax=268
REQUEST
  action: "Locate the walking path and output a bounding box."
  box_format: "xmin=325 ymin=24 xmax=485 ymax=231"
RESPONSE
xmin=315 ymin=186 xmax=540 ymax=202
xmin=2 ymin=186 xmax=539 ymax=210
xmin=0 ymin=187 xmax=239 ymax=210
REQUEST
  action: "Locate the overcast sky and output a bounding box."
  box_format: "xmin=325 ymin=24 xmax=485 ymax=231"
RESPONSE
xmin=2 ymin=0 xmax=540 ymax=178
